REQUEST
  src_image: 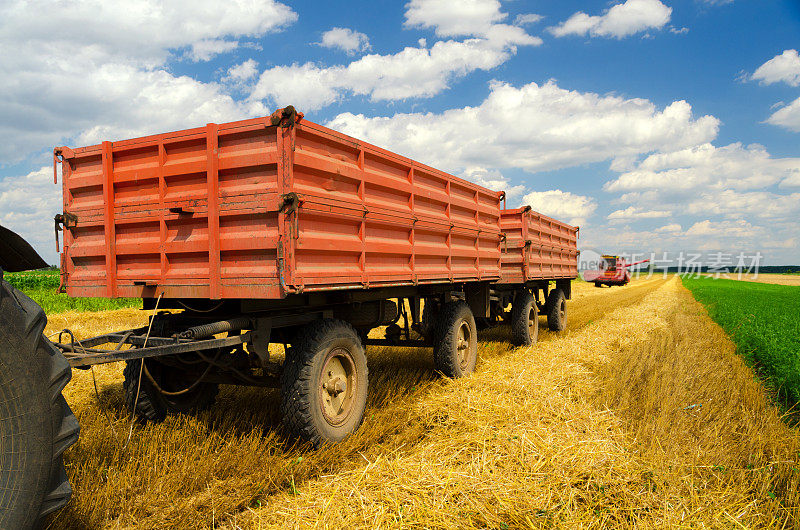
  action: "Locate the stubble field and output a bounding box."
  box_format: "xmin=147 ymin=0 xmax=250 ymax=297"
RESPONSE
xmin=42 ymin=276 xmax=800 ymax=528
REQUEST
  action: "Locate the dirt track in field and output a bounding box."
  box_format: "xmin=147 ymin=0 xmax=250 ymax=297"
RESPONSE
xmin=45 ymin=277 xmax=800 ymax=529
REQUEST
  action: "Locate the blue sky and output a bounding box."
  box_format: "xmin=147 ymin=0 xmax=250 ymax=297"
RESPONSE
xmin=1 ymin=0 xmax=799 ymax=266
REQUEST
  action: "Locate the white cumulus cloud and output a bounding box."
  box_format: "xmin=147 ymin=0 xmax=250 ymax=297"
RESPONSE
xmin=404 ymin=0 xmax=526 ymax=38
xmin=751 ymin=49 xmax=800 ymax=87
xmin=655 ymin=223 xmax=681 ymax=233
xmin=0 ymin=167 xmax=61 ymax=262
xmin=515 ymin=14 xmax=544 ymax=26
xmin=607 ymin=206 xmax=672 ymax=221
xmin=247 ymin=0 xmax=541 ymax=111
xmin=599 ymin=140 xmax=800 ymax=258
xmin=327 ymin=80 xmax=718 ymax=174
xmin=521 ymin=190 xmax=596 ymax=227
xmin=224 ymin=59 xmax=260 ymax=85
xmin=188 ymin=39 xmax=239 ymax=62
xmin=249 ymin=35 xmax=539 ymax=111
xmin=685 ymin=219 xmax=761 ymax=239
xmin=684 ymin=190 xmax=800 ymax=220
xmin=605 ymin=142 xmax=800 ymax=193
xmin=549 ymin=0 xmax=672 ymax=39
xmin=319 ymin=27 xmax=371 ymax=54
xmin=0 ymin=0 xmax=295 ymax=162
xmin=765 ymin=96 xmax=800 ymax=132
xmin=461 ymin=168 xmax=525 ymax=202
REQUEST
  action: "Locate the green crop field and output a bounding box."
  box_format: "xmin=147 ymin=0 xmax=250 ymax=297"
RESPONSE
xmin=3 ymin=269 xmax=140 ymax=314
xmin=682 ymin=275 xmax=800 ymax=404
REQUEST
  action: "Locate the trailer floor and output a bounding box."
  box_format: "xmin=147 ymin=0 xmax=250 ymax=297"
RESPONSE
xmin=44 ymin=277 xmax=800 ymax=529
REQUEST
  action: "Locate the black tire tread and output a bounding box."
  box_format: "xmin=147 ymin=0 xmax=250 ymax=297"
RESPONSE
xmin=510 ymin=290 xmax=538 ymax=346
xmin=123 ymin=358 xmax=219 ymax=423
xmin=432 ymin=301 xmax=477 ymax=378
xmin=281 ymin=319 xmax=366 ymax=446
xmin=546 ymin=288 xmax=567 ymax=332
xmin=123 ymin=360 xmax=165 ymax=422
xmin=0 ymin=278 xmax=79 ymax=528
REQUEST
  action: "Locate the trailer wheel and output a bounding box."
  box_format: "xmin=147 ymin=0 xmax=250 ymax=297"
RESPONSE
xmin=123 ymin=358 xmax=219 ymax=422
xmin=546 ymin=288 xmax=567 ymax=332
xmin=281 ymin=320 xmax=368 ymax=446
xmin=433 ymin=301 xmax=478 ymax=378
xmin=510 ymin=291 xmax=539 ymax=346
xmin=0 ymin=277 xmax=79 ymax=529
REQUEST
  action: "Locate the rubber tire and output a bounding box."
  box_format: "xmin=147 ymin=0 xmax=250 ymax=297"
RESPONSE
xmin=433 ymin=301 xmax=478 ymax=378
xmin=123 ymin=358 xmax=219 ymax=422
xmin=281 ymin=320 xmax=368 ymax=446
xmin=594 ymin=281 xmax=602 ymax=288
xmin=0 ymin=278 xmax=79 ymax=529
xmin=510 ymin=291 xmax=539 ymax=346
xmin=546 ymin=288 xmax=567 ymax=332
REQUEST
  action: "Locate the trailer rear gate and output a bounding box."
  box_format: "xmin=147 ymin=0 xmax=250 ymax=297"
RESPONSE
xmin=56 ymin=115 xmax=503 ymax=300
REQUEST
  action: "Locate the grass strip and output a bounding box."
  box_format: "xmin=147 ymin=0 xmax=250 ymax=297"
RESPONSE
xmin=682 ymin=275 xmax=800 ymax=404
xmin=4 ymin=269 xmax=140 ymax=314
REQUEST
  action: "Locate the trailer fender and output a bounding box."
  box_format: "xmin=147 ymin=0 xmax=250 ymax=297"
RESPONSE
xmin=0 ymin=224 xmax=48 ymax=272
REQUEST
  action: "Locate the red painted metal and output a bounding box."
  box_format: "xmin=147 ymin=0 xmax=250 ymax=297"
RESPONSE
xmin=499 ymin=206 xmax=579 ymax=284
xmin=56 ymin=110 xmax=505 ymax=300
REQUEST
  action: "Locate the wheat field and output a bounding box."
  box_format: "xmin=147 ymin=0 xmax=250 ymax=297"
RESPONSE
xmin=722 ymin=273 xmax=800 ymax=286
xmin=43 ymin=277 xmax=800 ymax=528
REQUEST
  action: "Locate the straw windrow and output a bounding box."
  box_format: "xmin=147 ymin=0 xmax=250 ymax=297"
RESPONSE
xmin=44 ymin=277 xmax=800 ymax=528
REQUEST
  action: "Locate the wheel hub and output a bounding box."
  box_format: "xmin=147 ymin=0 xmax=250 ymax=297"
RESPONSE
xmin=456 ymin=321 xmax=471 ymax=368
xmin=324 ymin=377 xmax=346 ymax=397
xmin=528 ymin=307 xmax=536 ymax=338
xmin=319 ymin=348 xmax=356 ymax=426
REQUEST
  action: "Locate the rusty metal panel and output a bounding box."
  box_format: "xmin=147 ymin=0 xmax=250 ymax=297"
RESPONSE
xmin=58 ymin=112 xmax=503 ymax=300
xmin=500 ymin=206 xmax=579 ymax=284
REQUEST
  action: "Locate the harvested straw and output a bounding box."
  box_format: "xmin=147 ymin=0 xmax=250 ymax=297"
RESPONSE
xmin=44 ymin=278 xmax=798 ymax=529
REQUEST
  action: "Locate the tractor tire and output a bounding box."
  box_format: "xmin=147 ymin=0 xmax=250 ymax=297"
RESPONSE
xmin=433 ymin=301 xmax=478 ymax=378
xmin=0 ymin=277 xmax=79 ymax=529
xmin=123 ymin=358 xmax=219 ymax=422
xmin=546 ymin=288 xmax=567 ymax=332
xmin=281 ymin=320 xmax=368 ymax=446
xmin=510 ymin=290 xmax=539 ymax=346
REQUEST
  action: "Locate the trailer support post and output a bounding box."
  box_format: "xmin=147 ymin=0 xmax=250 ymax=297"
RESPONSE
xmin=465 ymin=283 xmax=491 ymax=319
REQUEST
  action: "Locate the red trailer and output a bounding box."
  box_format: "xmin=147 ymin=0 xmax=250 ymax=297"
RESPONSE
xmin=51 ymin=107 xmax=578 ymax=445
xmin=496 ymin=206 xmax=579 ymax=345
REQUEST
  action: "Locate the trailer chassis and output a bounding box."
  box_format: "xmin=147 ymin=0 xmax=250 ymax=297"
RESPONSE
xmin=52 ymin=279 xmax=572 ymax=445
xmin=56 ymin=278 xmax=573 ymax=373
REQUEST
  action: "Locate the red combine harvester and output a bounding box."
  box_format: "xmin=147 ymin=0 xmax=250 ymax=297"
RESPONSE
xmin=583 ymin=255 xmax=649 ymax=287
